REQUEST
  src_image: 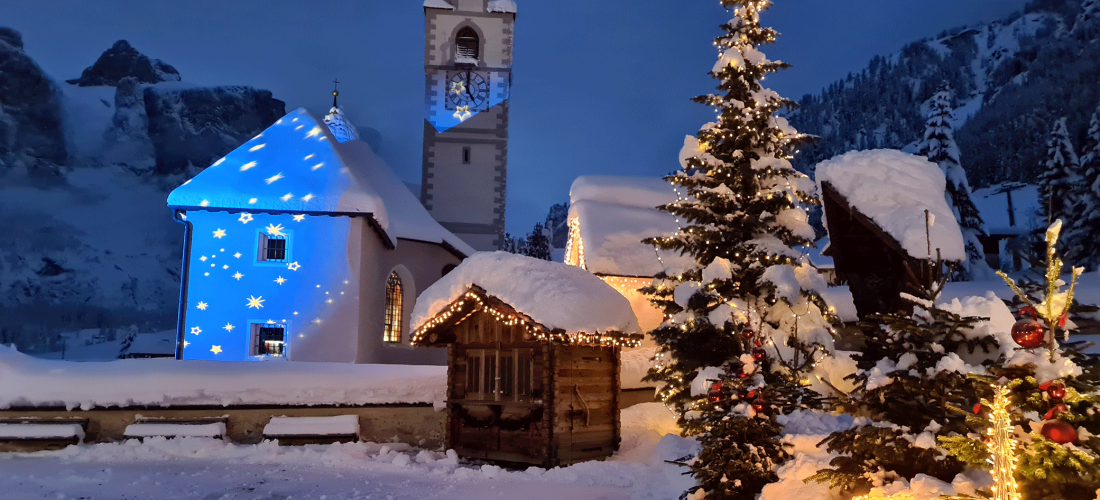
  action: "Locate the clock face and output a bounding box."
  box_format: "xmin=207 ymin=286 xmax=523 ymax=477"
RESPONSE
xmin=448 ymin=71 xmax=489 ymax=109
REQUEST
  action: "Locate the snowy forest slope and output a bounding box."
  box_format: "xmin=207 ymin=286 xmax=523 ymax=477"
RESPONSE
xmin=789 ymin=0 xmax=1100 ymax=189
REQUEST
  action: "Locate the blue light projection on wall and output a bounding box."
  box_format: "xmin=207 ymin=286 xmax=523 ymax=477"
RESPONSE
xmin=168 ymin=108 xmax=373 ymax=362
xmin=426 ymin=70 xmax=510 ymax=133
xmin=178 ymin=211 xmax=359 ymax=362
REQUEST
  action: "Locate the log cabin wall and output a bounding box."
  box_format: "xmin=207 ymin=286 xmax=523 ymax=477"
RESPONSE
xmin=550 ymin=343 xmax=619 ymax=466
xmin=438 ymin=306 xmax=621 ymax=467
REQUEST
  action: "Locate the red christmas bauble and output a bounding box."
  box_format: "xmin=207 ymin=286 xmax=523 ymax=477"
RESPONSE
xmin=1049 ymin=384 xmax=1067 ymax=400
xmin=740 ymin=327 xmax=754 ymax=339
xmin=1040 ymin=420 xmax=1077 ymax=444
xmin=1011 ymin=318 xmax=1045 ymax=348
xmin=752 ymin=398 xmax=767 ymax=413
xmin=752 ymin=348 xmax=767 ymax=362
xmin=707 ymin=381 xmax=723 ymax=403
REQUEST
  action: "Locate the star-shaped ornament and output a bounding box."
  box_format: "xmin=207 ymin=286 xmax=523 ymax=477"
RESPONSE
xmin=232 ymin=272 xmax=244 ymax=280
xmin=265 ymin=173 xmax=285 ymax=185
xmin=280 ymin=193 xmax=294 ymax=202
xmin=305 ymin=125 xmax=324 ymax=138
xmin=223 ymin=323 xmax=235 ymax=332
xmin=450 ymin=81 xmax=467 ymax=95
xmin=190 ymin=326 xmax=202 ymax=335
xmin=213 ymin=228 xmax=227 ymax=239
xmin=265 ymin=223 xmax=286 ymax=237
xmin=286 ymin=261 xmax=301 ymax=271
xmin=301 ymin=193 xmax=315 ymax=202
xmin=246 ymin=295 xmax=265 ymax=309
xmin=292 ymin=214 xmax=306 ymax=222
xmin=199 ymin=256 xmax=208 ymax=262
xmin=453 ymin=105 xmax=472 ymax=122
xmin=240 ymin=161 xmax=258 ymax=171
xmin=196 ymin=301 xmax=208 ymax=311
xmin=274 ymin=276 xmax=287 ymax=285
xmin=222 ymin=265 xmax=229 ymax=270
xmin=233 ymin=252 xmax=242 ymax=259
xmin=210 ymin=345 xmax=223 ymax=355
xmin=182 ymin=340 xmax=190 ymax=348
xmin=238 ymin=213 xmax=254 ymax=224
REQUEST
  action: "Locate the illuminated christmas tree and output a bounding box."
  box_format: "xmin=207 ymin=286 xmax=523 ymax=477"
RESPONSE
xmin=942 ymin=220 xmax=1100 ymax=500
xmin=641 ymin=1 xmax=835 ymax=498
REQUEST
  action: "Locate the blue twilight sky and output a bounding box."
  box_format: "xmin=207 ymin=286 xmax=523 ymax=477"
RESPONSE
xmin=1 ymin=0 xmax=1026 ymax=236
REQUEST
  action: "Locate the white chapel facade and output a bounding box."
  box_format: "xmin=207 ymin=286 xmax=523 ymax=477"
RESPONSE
xmin=421 ymin=0 xmax=516 ymax=251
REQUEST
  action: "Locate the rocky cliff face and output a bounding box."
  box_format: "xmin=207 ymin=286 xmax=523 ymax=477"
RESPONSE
xmin=66 ymin=40 xmax=180 ymax=87
xmin=144 ymin=85 xmax=285 ymax=175
xmin=0 ymin=27 xmax=67 ymax=168
xmin=0 ymin=33 xmax=284 ymax=351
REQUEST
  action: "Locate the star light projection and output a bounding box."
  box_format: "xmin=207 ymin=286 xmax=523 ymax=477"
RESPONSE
xmin=167 ymin=109 xmax=374 ymax=361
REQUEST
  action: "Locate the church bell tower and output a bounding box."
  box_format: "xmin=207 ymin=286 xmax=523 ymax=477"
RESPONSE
xmin=422 ymin=0 xmax=515 ymax=251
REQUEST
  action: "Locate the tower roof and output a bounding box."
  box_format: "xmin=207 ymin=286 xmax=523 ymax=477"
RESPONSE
xmin=167 ymin=108 xmax=474 ymax=256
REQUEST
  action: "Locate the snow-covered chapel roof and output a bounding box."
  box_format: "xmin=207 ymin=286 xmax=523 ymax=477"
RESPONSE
xmin=167 ymin=108 xmax=474 ymax=256
xmin=568 ymin=175 xmax=693 ymax=277
xmin=815 ymin=149 xmax=964 ymax=262
xmin=412 ymin=252 xmax=640 ymax=337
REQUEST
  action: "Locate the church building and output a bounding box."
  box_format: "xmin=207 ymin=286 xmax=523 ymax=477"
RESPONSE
xmin=421 ymin=0 xmax=516 ymax=251
xmin=167 ymin=105 xmax=473 ymax=364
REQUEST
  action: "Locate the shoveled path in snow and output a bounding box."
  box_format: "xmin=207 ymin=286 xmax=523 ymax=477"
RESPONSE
xmin=0 ymin=404 xmax=696 ymax=500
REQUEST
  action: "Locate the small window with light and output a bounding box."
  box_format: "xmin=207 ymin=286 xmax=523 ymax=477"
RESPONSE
xmin=250 ymin=323 xmax=286 ymax=357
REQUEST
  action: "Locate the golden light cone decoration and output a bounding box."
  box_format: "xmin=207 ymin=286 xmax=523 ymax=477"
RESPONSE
xmin=986 ymin=383 xmax=1022 ymax=500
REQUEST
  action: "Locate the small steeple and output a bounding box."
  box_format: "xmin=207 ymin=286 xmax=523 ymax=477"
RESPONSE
xmin=324 ymin=78 xmax=360 ymax=143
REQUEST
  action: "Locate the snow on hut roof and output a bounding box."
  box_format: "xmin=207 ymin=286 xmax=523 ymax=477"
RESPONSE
xmin=568 ymin=175 xmax=694 ymax=277
xmin=167 ymin=108 xmax=473 ymax=256
xmin=412 ymin=251 xmax=640 ymax=336
xmin=423 ymin=0 xmax=516 ymax=13
xmin=815 ymin=149 xmax=965 ymax=261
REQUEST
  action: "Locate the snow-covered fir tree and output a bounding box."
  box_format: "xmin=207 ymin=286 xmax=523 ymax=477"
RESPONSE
xmin=1037 ymin=117 xmax=1081 ymax=237
xmin=918 ymin=85 xmax=991 ymax=280
xmin=808 ymin=279 xmax=999 ymax=495
xmin=1065 ymin=104 xmax=1100 ymax=269
xmin=642 ymin=2 xmax=835 ymax=498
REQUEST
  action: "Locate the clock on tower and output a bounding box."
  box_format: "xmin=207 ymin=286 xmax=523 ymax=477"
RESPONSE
xmin=421 ymin=0 xmax=516 ymax=251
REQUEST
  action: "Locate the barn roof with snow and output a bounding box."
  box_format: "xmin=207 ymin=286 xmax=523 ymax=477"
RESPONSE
xmin=566 ymin=175 xmax=694 ymax=277
xmin=411 ymin=252 xmax=640 ymax=344
xmin=167 ymin=108 xmax=474 ymax=255
xmin=816 ymin=149 xmax=964 ymax=262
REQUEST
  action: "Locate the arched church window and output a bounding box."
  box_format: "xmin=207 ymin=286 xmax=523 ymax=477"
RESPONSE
xmin=384 ymin=272 xmax=403 ymax=343
xmin=456 ymin=27 xmax=479 ymax=61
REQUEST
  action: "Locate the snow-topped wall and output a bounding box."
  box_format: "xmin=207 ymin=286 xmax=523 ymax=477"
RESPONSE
xmin=816 ymin=149 xmax=965 ymax=261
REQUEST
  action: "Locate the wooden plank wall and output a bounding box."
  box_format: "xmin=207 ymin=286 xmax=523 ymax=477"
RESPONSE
xmin=551 ymin=343 xmax=619 ymax=465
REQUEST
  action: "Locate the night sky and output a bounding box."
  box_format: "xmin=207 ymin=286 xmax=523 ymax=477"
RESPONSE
xmin=2 ymin=0 xmax=1025 ymax=235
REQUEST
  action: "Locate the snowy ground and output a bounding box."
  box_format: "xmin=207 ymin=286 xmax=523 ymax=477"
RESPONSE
xmin=0 ymin=404 xmax=697 ymax=500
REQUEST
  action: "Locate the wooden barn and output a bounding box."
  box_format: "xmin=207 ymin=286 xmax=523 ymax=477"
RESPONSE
xmin=411 ymin=252 xmax=642 ymax=468
xmin=815 ymin=150 xmax=965 ymax=319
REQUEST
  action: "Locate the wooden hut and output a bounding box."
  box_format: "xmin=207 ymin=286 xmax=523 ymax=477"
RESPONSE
xmin=815 ymin=150 xmax=965 ymax=319
xmin=411 ymin=252 xmax=642 ymax=467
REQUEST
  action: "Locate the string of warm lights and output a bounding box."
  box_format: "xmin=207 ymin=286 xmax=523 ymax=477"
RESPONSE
xmin=987 ymin=383 xmax=1022 ymax=500
xmin=411 ymin=289 xmax=641 ymax=348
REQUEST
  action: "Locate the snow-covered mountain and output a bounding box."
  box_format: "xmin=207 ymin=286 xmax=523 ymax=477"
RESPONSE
xmin=0 ymin=29 xmax=284 ymax=352
xmin=789 ymin=0 xmax=1100 ymax=188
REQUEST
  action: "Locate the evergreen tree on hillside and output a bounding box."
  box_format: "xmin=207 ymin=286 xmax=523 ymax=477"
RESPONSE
xmin=919 ymin=85 xmax=991 ymax=280
xmin=809 ymin=280 xmax=999 ymax=495
xmin=1036 ymin=117 xmax=1081 ymax=258
xmin=523 ymin=223 xmax=551 ymax=261
xmin=641 ymin=2 xmax=835 ymax=498
xmin=1074 ymin=0 xmax=1100 ymax=40
xmin=1065 ymin=105 xmax=1100 ymax=269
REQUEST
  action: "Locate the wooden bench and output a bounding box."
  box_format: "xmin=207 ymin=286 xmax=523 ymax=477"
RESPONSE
xmin=0 ymin=417 xmax=89 ymax=451
xmin=263 ymin=415 xmax=359 ymax=445
xmin=123 ymin=415 xmax=228 ymax=440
